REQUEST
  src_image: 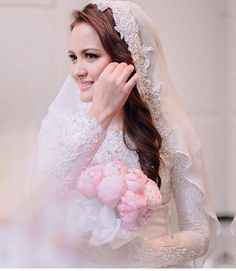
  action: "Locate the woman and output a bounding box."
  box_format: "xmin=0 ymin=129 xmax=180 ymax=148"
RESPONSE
xmin=33 ymin=0 xmax=220 ymax=268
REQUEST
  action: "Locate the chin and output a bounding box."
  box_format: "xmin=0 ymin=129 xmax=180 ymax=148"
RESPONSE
xmin=79 ymin=92 xmax=93 ymax=103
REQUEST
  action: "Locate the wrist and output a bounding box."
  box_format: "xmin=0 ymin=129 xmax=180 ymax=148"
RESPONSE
xmin=87 ymin=106 xmax=113 ymax=130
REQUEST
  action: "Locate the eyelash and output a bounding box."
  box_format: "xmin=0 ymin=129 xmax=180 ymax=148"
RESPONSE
xmin=86 ymin=53 xmax=98 ymax=60
xmin=68 ymin=54 xmax=76 ymax=61
xmin=68 ymin=53 xmax=98 ymax=62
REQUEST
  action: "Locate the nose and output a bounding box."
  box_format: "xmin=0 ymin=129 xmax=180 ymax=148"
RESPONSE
xmin=72 ymin=63 xmax=87 ymax=80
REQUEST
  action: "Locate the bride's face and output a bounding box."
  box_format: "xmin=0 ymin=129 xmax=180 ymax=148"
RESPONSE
xmin=68 ymin=23 xmax=112 ymax=103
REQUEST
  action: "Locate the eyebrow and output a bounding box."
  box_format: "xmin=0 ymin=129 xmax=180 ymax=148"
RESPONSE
xmin=68 ymin=48 xmax=102 ymax=54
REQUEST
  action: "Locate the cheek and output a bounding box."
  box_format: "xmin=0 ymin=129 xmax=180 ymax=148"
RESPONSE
xmin=92 ymin=59 xmax=111 ymax=79
xmin=70 ymin=64 xmax=77 ymax=80
xmin=70 ymin=65 xmax=73 ymax=75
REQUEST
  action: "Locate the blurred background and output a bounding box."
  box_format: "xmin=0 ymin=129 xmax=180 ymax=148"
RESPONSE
xmin=0 ymin=0 xmax=235 ymax=267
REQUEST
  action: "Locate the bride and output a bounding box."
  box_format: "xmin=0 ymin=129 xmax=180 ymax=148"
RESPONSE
xmin=1 ymin=0 xmax=220 ymax=268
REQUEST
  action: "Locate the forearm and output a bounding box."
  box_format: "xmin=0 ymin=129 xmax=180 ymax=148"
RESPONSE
xmin=129 ymin=228 xmax=210 ymax=268
xmin=36 ymin=112 xmax=108 ymax=192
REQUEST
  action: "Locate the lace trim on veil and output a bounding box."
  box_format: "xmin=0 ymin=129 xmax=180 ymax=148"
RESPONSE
xmin=90 ymin=0 xmax=170 ymax=154
xmin=90 ymin=0 xmax=220 ymax=267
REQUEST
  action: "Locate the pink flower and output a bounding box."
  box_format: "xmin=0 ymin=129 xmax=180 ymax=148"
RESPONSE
xmin=125 ymin=168 xmax=147 ymax=193
xmin=97 ymin=175 xmax=127 ymax=208
xmin=118 ymin=191 xmax=148 ymax=230
xmin=76 ymin=161 xmax=162 ymax=233
xmin=103 ymin=160 xmax=128 ymax=176
xmin=143 ymin=179 xmax=162 ymax=210
xmin=77 ymin=164 xmax=104 ymax=198
xmin=110 ymin=160 xmax=128 ymax=175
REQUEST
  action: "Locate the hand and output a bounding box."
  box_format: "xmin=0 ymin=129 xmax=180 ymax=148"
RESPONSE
xmin=88 ymin=62 xmax=138 ymax=129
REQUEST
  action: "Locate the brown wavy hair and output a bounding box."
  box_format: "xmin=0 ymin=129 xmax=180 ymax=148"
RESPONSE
xmin=70 ymin=4 xmax=162 ymax=188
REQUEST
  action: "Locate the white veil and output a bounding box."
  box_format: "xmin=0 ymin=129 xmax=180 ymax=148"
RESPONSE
xmin=89 ymin=0 xmax=221 ymax=266
xmin=33 ymin=0 xmax=221 ymax=267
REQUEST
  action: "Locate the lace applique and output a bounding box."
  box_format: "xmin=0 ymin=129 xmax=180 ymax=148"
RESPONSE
xmin=92 ymin=130 xmax=141 ymax=170
xmin=90 ymin=0 xmax=177 ymax=175
xmin=91 ymin=0 xmax=162 ymax=120
xmin=122 ymin=152 xmax=210 ymax=268
xmin=128 ymin=218 xmax=209 ymax=267
xmin=128 ymin=235 xmax=189 ymax=268
xmin=157 ymin=236 xmax=188 ymax=267
xmin=37 ymin=113 xmax=106 ymax=197
xmin=171 ymin=153 xmax=211 ymax=257
xmin=90 ymin=0 xmax=110 ymax=12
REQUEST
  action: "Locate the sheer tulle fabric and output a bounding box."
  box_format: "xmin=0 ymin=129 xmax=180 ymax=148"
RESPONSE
xmin=89 ymin=0 xmax=220 ymax=267
xmin=31 ymin=72 xmax=219 ymax=267
xmin=35 ymin=0 xmax=220 ymax=267
xmin=0 ymin=0 xmax=221 ymax=268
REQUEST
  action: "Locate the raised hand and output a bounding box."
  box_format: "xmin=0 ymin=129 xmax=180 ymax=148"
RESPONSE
xmin=88 ymin=62 xmax=138 ymax=129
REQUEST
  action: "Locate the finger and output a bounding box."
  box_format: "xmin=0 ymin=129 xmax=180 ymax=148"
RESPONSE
xmin=118 ymin=64 xmax=135 ymax=84
xmin=102 ymin=62 xmax=119 ymax=75
xmin=124 ymin=72 xmax=139 ymax=94
xmin=111 ymin=62 xmax=128 ymax=78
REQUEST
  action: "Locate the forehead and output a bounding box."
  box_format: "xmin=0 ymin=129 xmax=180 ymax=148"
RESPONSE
xmin=69 ymin=23 xmax=103 ymax=51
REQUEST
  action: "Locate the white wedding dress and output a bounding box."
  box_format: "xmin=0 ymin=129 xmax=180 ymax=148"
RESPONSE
xmin=0 ymin=74 xmax=219 ymax=268
xmin=0 ymin=0 xmax=220 ymax=266
xmin=25 ymin=75 xmax=217 ymax=268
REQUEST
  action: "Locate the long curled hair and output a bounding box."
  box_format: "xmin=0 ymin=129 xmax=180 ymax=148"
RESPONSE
xmin=70 ymin=4 xmax=162 ymax=188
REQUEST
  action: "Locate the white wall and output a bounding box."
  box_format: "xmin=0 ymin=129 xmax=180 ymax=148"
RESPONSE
xmin=225 ymin=0 xmax=236 ymax=214
xmin=0 ymin=0 xmax=230 ymax=217
xmin=0 ymin=0 xmax=69 ymax=218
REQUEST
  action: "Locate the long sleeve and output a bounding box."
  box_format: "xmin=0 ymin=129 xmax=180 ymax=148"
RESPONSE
xmin=128 ymin=155 xmax=211 ymax=268
xmin=36 ymin=111 xmax=107 ymax=196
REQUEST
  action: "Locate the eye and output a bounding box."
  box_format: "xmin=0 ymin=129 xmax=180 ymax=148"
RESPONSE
xmin=68 ymin=54 xmax=77 ymax=62
xmin=85 ymin=53 xmax=98 ymax=60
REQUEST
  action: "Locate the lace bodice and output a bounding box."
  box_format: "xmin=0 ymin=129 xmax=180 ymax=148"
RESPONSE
xmin=92 ymin=127 xmax=210 ymax=268
xmin=92 ymin=129 xmax=140 ymax=169
xmin=35 ymin=112 xmax=211 ymax=268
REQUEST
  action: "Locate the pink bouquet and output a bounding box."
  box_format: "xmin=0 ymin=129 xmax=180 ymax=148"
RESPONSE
xmin=77 ymin=161 xmax=162 ymax=231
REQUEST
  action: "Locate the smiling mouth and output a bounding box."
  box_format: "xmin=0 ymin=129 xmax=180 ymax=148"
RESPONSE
xmin=79 ymin=82 xmax=94 ymax=91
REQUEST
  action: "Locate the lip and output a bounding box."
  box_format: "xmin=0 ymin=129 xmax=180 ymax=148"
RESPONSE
xmin=79 ymin=81 xmax=94 ymax=91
